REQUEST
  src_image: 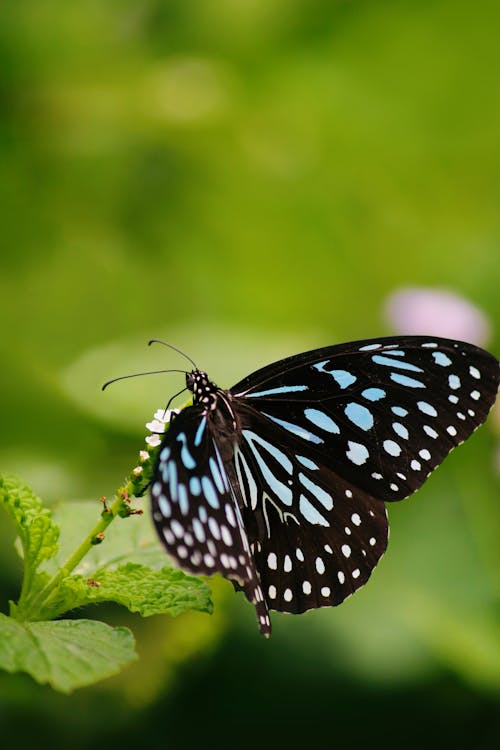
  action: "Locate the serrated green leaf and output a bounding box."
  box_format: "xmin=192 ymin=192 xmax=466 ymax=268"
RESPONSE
xmin=88 ymin=563 xmax=212 ymax=617
xmin=40 ymin=563 xmax=213 ymax=620
xmin=0 ymin=474 xmax=59 ymax=570
xmin=0 ymin=613 xmax=137 ymax=693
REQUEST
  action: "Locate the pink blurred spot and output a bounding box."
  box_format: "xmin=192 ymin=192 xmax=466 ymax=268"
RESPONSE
xmin=384 ymin=287 xmax=492 ymax=346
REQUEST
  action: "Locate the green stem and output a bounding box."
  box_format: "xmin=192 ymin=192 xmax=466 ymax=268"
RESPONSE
xmin=30 ymin=496 xmax=123 ymax=613
xmin=15 ymin=473 xmax=147 ymax=621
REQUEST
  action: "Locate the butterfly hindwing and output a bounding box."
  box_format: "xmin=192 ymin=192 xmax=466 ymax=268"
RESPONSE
xmin=233 ymin=410 xmax=389 ymax=613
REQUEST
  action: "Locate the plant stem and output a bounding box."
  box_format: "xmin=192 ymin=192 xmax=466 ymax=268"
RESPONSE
xmin=16 ymin=476 xmax=143 ymax=621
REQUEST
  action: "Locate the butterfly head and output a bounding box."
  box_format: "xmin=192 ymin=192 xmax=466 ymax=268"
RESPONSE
xmin=186 ymin=370 xmax=219 ymax=409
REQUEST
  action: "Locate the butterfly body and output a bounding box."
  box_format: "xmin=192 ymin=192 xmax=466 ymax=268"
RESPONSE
xmin=150 ymin=336 xmax=499 ymax=637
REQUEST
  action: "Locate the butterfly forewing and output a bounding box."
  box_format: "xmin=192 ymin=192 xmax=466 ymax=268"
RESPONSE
xmin=151 ymin=405 xmax=272 ymax=634
xmin=232 ymin=337 xmax=499 ymax=503
xmin=151 ymin=406 xmax=251 ymax=579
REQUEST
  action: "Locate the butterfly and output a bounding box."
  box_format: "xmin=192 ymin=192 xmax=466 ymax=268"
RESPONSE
xmin=148 ymin=336 xmax=499 ymax=637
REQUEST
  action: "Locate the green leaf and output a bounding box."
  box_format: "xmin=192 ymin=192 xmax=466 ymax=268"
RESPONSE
xmin=0 ymin=474 xmax=59 ymax=570
xmin=35 ymin=500 xmax=213 ymax=620
xmin=97 ymin=563 xmax=213 ymax=617
xmin=0 ymin=613 xmax=137 ymax=693
xmin=40 ymin=564 xmax=213 ymax=620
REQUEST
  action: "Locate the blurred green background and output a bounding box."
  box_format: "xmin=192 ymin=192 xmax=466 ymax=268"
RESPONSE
xmin=1 ymin=0 xmax=499 ymax=747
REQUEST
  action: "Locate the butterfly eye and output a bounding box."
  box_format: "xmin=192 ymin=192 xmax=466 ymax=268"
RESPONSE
xmin=150 ymin=336 xmax=499 ymax=637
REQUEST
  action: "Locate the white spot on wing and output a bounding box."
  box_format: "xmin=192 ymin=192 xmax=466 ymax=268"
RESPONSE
xmin=267 ymin=552 xmax=277 ymax=570
xmin=346 ymin=441 xmax=369 ymax=465
xmin=383 ymin=439 xmax=401 ymax=457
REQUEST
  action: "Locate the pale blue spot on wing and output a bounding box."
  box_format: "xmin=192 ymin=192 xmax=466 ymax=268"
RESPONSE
xmin=189 ymin=476 xmax=201 ymax=496
xmin=201 ymin=476 xmax=220 ymax=509
xmin=158 ymin=496 xmax=171 ymax=518
xmin=243 ymin=430 xmax=293 ymax=505
xmin=247 ymin=385 xmax=308 ymax=398
xmin=304 ymin=408 xmax=340 ymax=433
xmin=194 ymin=418 xmax=207 ymax=447
xmin=263 ymin=412 xmax=324 ymax=444
xmin=299 ymin=472 xmax=333 ymax=510
xmin=390 ymin=373 xmax=426 ymax=388
xmin=359 ymin=343 xmax=382 ymax=351
xmin=243 ymin=430 xmax=293 ymax=473
xmin=160 ymin=447 xmax=171 ymax=461
xmin=209 ymin=456 xmax=226 ymax=494
xmin=178 ymin=484 xmax=189 ymax=515
xmin=372 ymin=355 xmax=423 ymax=373
xmin=344 ymin=403 xmax=374 ymax=431
xmin=213 ymin=443 xmax=230 ymax=491
xmin=392 ymin=422 xmax=409 ymax=439
xmin=346 ymin=441 xmax=369 ymax=465
xmin=392 ymin=406 xmax=408 ymax=416
xmin=448 ymin=374 xmax=461 ymax=389
xmin=331 ymin=370 xmax=357 ymax=388
xmin=168 ymin=460 xmax=178 ymax=501
xmin=299 ymin=495 xmax=329 ymax=526
xmin=235 ymin=449 xmax=258 ymax=510
xmin=296 ymin=455 xmax=319 ymax=470
xmin=417 ymin=401 xmax=438 ymax=417
xmin=176 ymin=432 xmax=196 ymax=470
xmin=193 ymin=518 xmax=205 ymax=542
xmin=383 ymin=439 xmax=401 ymax=457
xmin=362 ymin=387 xmax=386 ymax=401
xmin=432 ymin=351 xmax=452 ymax=367
xmin=314 ymin=361 xmax=357 ymax=388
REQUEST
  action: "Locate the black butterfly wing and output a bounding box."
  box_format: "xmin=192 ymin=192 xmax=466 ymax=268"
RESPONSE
xmin=150 ymin=336 xmax=499 ymax=631
xmin=233 ymin=409 xmax=389 ymax=613
xmin=231 ymin=336 xmax=499 ymax=503
xmin=151 ymin=405 xmax=271 ymax=634
xmin=228 ymin=335 xmax=498 ymax=614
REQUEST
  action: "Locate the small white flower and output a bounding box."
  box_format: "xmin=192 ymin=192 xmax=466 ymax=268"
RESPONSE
xmin=139 ymin=450 xmax=150 ymax=462
xmin=132 ymin=466 xmax=143 ymax=477
xmin=146 ymin=418 xmax=167 ymax=434
xmin=154 ymin=408 xmax=180 ymax=423
xmin=146 ymin=408 xmax=181 ymax=434
xmin=153 ymin=408 xmax=169 ymax=422
xmin=145 ymin=407 xmax=181 ymax=447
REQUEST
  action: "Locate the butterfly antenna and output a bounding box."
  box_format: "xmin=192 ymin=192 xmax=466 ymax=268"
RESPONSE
xmin=162 ymin=386 xmax=188 ymax=419
xmin=148 ymin=339 xmax=198 ymax=370
xmin=102 ymin=369 xmax=187 ymax=391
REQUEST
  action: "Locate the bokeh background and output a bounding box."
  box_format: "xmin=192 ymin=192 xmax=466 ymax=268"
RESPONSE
xmin=1 ymin=0 xmax=499 ymax=747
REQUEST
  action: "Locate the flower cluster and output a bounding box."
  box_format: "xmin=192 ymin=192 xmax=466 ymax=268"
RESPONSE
xmin=145 ymin=408 xmax=180 ymax=448
xmin=128 ymin=408 xmax=180 ymax=485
